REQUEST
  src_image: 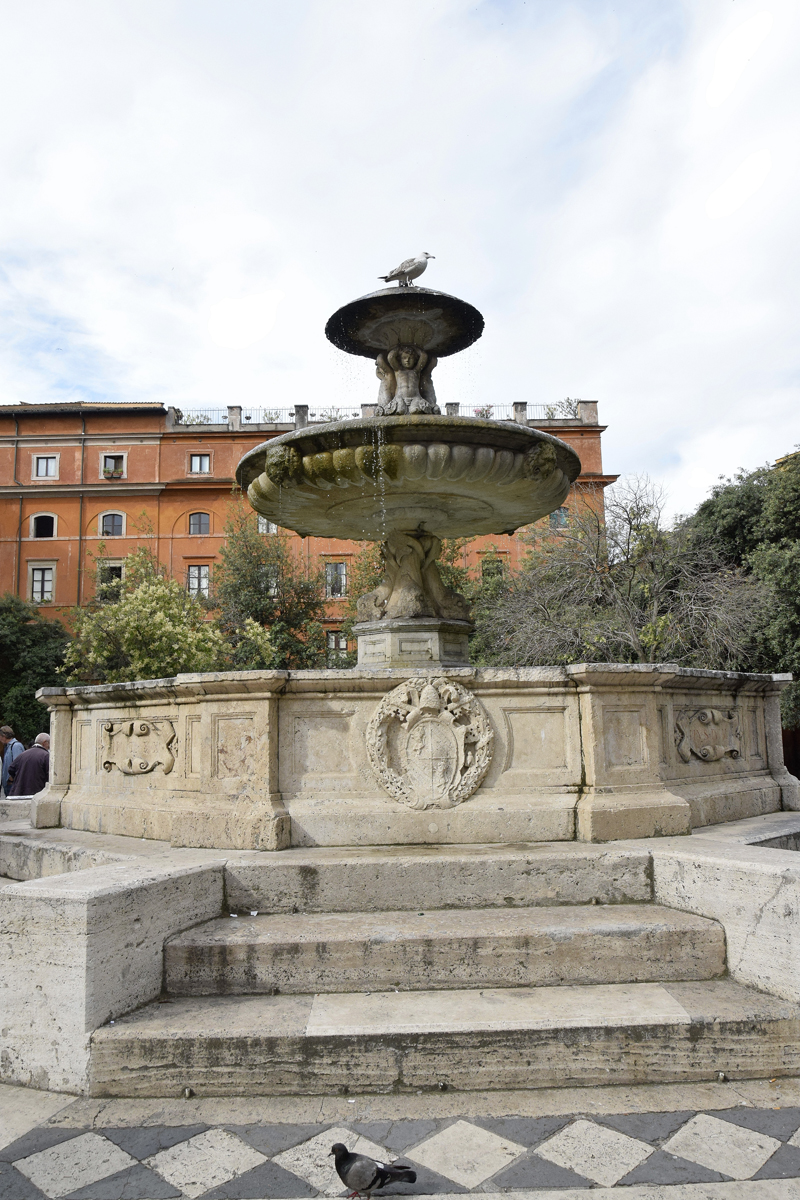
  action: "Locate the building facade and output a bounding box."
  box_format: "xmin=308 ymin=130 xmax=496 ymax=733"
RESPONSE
xmin=0 ymin=400 xmax=616 ymax=648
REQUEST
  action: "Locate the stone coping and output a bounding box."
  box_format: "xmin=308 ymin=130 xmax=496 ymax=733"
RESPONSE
xmin=36 ymin=662 xmax=794 ymax=704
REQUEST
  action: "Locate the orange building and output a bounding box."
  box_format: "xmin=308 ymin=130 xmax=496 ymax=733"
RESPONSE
xmin=0 ymin=400 xmax=615 ymax=651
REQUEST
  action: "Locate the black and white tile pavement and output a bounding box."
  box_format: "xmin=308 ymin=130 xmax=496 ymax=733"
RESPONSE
xmin=3 ymin=1099 xmax=800 ymax=1198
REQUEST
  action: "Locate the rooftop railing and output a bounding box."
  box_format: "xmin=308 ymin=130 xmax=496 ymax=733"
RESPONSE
xmin=171 ymin=400 xmax=596 ymax=428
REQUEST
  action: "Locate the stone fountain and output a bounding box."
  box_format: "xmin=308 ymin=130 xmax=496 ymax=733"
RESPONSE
xmin=237 ymin=285 xmax=580 ymax=667
xmin=3 ymin=275 xmax=799 ymax=1103
xmin=24 ymin=278 xmax=797 ymax=855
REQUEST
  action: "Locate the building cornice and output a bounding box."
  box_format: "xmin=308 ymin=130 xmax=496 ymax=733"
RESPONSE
xmin=0 ymin=484 xmax=166 ymax=498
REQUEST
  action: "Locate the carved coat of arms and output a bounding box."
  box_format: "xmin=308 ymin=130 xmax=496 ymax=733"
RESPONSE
xmin=366 ymin=676 xmax=494 ymax=809
xmin=674 ymin=707 xmax=741 ymax=764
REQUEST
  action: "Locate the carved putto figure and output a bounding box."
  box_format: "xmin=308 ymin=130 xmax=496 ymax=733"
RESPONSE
xmin=366 ymin=676 xmax=494 ymax=810
xmin=375 ymin=346 xmax=440 ymax=416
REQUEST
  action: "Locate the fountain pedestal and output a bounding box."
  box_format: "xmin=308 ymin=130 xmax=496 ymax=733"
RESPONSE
xmin=354 ymin=617 xmax=472 ymax=667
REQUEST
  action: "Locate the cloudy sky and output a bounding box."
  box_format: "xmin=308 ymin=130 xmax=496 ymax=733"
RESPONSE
xmin=0 ymin=0 xmax=796 ymax=516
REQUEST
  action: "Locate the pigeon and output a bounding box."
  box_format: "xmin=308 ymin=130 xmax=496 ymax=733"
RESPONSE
xmin=379 ymin=252 xmax=434 ymax=287
xmin=329 ymin=1143 xmax=417 ymax=1198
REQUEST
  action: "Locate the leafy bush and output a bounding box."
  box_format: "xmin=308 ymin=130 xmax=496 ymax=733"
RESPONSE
xmin=62 ymin=548 xmax=235 ymax=683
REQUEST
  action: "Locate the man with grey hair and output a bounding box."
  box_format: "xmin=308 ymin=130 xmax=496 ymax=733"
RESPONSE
xmin=7 ymin=732 xmax=50 ymax=798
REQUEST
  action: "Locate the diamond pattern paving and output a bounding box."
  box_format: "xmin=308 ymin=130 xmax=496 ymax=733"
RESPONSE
xmin=535 ymin=1117 xmax=654 ymax=1187
xmin=273 ymin=1125 xmax=392 ymax=1196
xmin=407 ymin=1119 xmax=526 ymax=1187
xmin=7 ymin=1104 xmax=800 ymax=1195
xmin=662 ymin=1112 xmax=783 ymax=1179
xmin=144 ymin=1128 xmax=266 ymax=1199
xmin=14 ymin=1133 xmax=136 ymax=1199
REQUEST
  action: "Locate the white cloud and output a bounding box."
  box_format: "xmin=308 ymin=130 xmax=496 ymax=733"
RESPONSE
xmin=207 ymin=291 xmax=282 ymax=350
xmin=706 ymin=149 xmax=772 ymax=218
xmin=706 ymin=11 xmax=774 ymax=107
xmin=0 ymin=0 xmax=796 ymax=517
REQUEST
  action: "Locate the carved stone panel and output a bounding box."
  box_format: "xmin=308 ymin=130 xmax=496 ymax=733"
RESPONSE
xmin=604 ymin=708 xmax=646 ymax=769
xmin=675 ymin=707 xmax=741 ymax=764
xmin=75 ymin=720 xmax=92 ymax=773
xmin=213 ymin=715 xmax=256 ymax=779
xmin=502 ymin=707 xmax=568 ymax=773
xmin=101 ymin=719 xmax=176 ymax=776
xmin=366 ymin=676 xmax=494 ymax=810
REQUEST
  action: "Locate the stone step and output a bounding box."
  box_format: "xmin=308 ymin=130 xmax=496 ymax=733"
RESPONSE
xmin=164 ymin=904 xmax=725 ymax=995
xmin=223 ymin=842 xmax=653 ymax=913
xmin=89 ymin=978 xmax=800 ymax=1097
xmin=0 ymin=799 xmax=29 ymax=823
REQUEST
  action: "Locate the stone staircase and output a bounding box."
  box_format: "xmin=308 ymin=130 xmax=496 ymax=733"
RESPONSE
xmin=89 ymin=842 xmax=800 ymax=1096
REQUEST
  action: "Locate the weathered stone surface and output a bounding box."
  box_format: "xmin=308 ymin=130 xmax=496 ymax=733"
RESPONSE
xmin=365 ymin=675 xmax=494 ymax=809
xmin=237 ymin=416 xmax=579 ymax=542
xmin=0 ymin=859 xmax=224 ymax=1092
xmin=223 ymin=842 xmax=653 ymax=912
xmin=164 ymin=904 xmax=725 ymax=995
xmin=651 ymin=836 xmax=800 ymax=1002
xmin=33 ymin=664 xmax=796 ymax=849
xmin=88 ymin=979 xmax=800 ymax=1097
xmin=354 ymin=618 xmax=471 ymax=668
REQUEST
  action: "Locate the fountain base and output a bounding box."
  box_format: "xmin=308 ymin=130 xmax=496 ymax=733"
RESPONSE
xmin=354 ymin=617 xmax=472 ymax=668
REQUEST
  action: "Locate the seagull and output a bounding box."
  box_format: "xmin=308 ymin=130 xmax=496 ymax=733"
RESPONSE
xmin=379 ymin=252 xmax=434 ymax=287
xmin=329 ymin=1143 xmax=417 ymax=1198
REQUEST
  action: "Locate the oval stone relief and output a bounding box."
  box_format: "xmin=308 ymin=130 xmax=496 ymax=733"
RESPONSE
xmin=365 ymin=676 xmax=494 ymax=810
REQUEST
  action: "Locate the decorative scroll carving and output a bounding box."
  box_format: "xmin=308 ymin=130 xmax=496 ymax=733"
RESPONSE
xmin=101 ymin=719 xmax=176 ymax=776
xmin=675 ymin=708 xmax=741 ymax=764
xmin=366 ymin=676 xmax=493 ymax=809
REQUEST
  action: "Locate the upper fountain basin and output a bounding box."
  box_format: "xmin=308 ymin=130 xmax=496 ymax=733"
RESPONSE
xmin=325 ymin=287 xmax=484 ymax=358
xmin=236 ymin=415 xmax=581 ymax=541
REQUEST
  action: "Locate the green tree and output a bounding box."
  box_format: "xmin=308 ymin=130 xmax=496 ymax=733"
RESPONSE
xmin=214 ymin=505 xmax=326 ymax=669
xmin=471 ymin=478 xmax=766 ymax=669
xmin=0 ymin=595 xmax=69 ymax=743
xmin=684 ymin=452 xmax=800 ymax=724
xmin=62 ymin=547 xmax=237 ymax=683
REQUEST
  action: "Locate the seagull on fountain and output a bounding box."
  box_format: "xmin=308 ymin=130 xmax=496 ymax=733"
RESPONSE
xmin=379 ymin=252 xmax=434 ymax=287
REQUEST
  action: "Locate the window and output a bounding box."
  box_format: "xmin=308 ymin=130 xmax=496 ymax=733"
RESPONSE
xmin=189 ymin=512 xmax=210 ymax=535
xmin=258 ymin=516 xmax=278 ymax=534
xmin=481 ymin=556 xmax=505 ymax=581
xmin=97 ymin=561 xmax=124 ymax=600
xmin=327 ymin=630 xmax=348 ymax=664
xmin=190 ymin=454 xmax=211 ymax=473
xmin=187 ymin=564 xmax=210 ymax=597
xmin=30 ymin=567 xmax=54 ymax=603
xmin=101 ymin=512 xmax=124 ymax=537
xmin=549 ymin=506 xmax=569 ymax=530
xmin=325 ymin=561 xmax=347 ymax=598
xmin=35 ymin=456 xmax=57 ymax=478
xmin=32 ymin=514 xmax=55 ymax=538
xmin=102 ymin=455 xmax=125 ymax=477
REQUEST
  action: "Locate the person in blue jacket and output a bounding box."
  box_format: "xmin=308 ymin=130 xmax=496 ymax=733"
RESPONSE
xmin=0 ymin=725 xmax=25 ymax=796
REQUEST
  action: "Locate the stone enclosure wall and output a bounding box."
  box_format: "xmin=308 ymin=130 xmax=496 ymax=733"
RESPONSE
xmin=33 ymin=664 xmax=799 ymax=849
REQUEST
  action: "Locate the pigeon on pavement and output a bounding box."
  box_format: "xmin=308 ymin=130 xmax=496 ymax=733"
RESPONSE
xmin=329 ymin=1142 xmax=417 ymax=1198
xmin=379 ymin=252 xmax=434 ymax=287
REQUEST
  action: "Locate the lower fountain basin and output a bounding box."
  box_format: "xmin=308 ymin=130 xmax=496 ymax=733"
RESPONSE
xmin=236 ymin=415 xmax=581 ymax=540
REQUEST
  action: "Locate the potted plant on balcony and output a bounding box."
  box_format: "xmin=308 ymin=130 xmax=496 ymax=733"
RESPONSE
xmin=103 ymin=467 xmax=123 ymax=479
